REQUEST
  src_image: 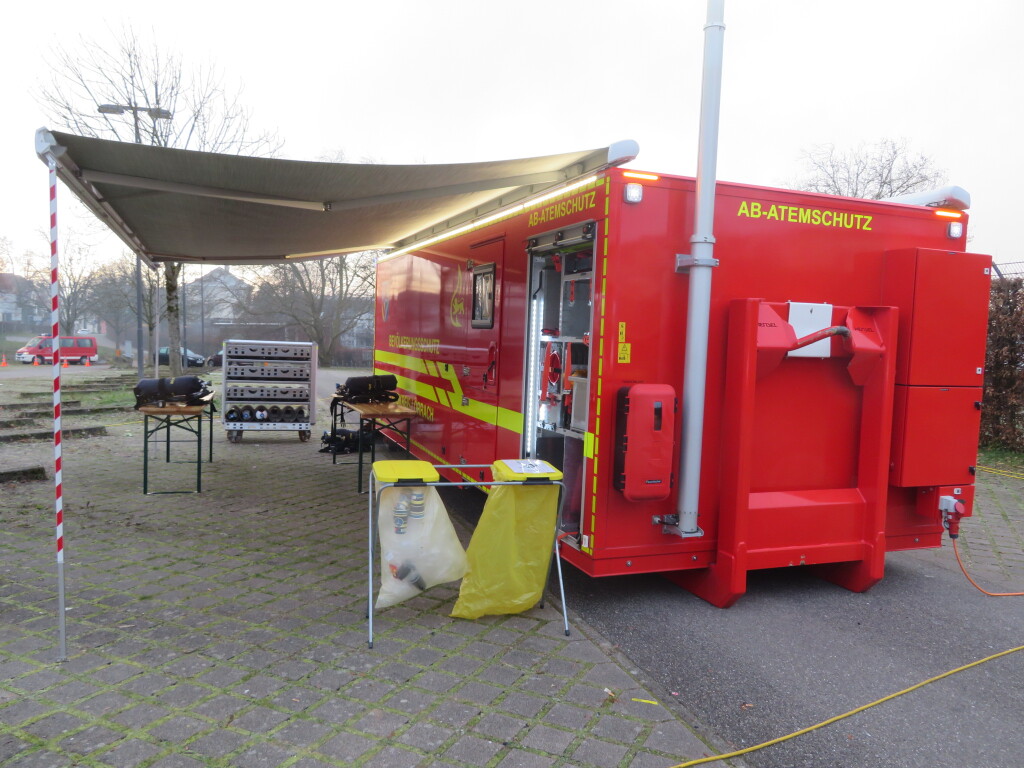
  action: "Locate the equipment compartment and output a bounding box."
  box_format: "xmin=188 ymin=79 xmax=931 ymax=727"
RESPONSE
xmin=221 ymin=339 xmax=317 ymax=442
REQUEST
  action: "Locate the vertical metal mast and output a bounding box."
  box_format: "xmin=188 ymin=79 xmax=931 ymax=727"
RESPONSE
xmin=675 ymin=0 xmax=725 ymax=536
xmin=36 ymin=129 xmax=68 ymax=660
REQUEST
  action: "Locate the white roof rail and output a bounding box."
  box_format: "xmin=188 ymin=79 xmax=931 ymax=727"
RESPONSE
xmin=883 ymin=185 xmax=971 ymax=210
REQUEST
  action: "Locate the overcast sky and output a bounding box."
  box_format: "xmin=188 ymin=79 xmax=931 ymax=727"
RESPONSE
xmin=2 ymin=0 xmax=1021 ymax=267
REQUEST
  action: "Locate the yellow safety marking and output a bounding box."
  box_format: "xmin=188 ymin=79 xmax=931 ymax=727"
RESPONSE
xmin=375 ymin=348 xmax=429 ymax=374
xmin=381 ymin=369 xmax=441 ymax=403
xmin=618 ymin=322 xmax=627 ymax=343
xmin=438 ymin=362 xmax=524 ymax=435
xmin=585 ymin=184 xmax=611 ymax=558
xmin=497 ymin=408 xmax=524 ymax=434
xmin=375 ymin=351 xmax=522 ymax=434
xmin=617 ymin=343 xmax=631 ymax=364
xmin=632 ymin=698 xmax=658 ymax=706
xmin=435 ymin=388 xmax=451 ymax=409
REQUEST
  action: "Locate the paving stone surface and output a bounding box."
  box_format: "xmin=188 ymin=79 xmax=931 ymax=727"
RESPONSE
xmin=1 ymin=372 xmax=718 ymax=767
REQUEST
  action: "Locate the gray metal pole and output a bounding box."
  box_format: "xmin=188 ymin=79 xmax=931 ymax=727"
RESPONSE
xmin=676 ymin=0 xmax=726 ymax=536
xmin=181 ymin=266 xmax=187 ymax=366
xmin=132 ymin=108 xmax=145 ymax=378
xmin=200 ymin=271 xmax=206 ymax=356
xmin=135 ymin=257 xmax=144 ymax=378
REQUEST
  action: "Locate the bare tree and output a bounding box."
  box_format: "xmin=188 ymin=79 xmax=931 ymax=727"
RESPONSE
xmin=239 ymin=254 xmax=377 ymax=365
xmin=40 ymin=24 xmax=281 ymax=374
xmin=102 ymin=253 xmax=165 ymax=361
xmin=0 ymin=236 xmax=11 ymax=274
xmin=22 ymin=234 xmax=98 ymax=334
xmin=795 ymin=138 xmax=946 ymax=200
xmin=88 ymin=259 xmax=137 ymax=354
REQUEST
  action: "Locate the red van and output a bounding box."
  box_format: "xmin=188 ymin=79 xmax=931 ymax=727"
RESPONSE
xmin=16 ymin=335 xmax=99 ymax=365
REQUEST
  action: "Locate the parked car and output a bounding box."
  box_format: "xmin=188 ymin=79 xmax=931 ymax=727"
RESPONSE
xmin=16 ymin=335 xmax=99 ymax=365
xmin=206 ymin=351 xmax=223 ymax=367
xmin=157 ymin=347 xmax=205 ymax=367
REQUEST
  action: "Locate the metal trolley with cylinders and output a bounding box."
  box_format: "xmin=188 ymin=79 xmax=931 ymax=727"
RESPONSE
xmin=220 ymin=339 xmax=317 ymax=443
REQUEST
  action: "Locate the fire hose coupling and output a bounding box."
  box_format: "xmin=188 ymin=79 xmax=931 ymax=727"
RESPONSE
xmin=939 ymin=495 xmax=967 ymax=539
xmin=789 ymin=325 xmax=851 ymax=352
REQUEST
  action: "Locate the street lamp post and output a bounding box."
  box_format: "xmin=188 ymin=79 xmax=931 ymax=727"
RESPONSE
xmin=97 ymin=104 xmax=172 ymax=378
xmin=181 ymin=265 xmax=187 ymax=367
xmin=200 ymin=273 xmax=206 ymax=358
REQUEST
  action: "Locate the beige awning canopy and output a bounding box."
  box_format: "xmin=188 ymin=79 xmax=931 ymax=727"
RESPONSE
xmin=35 ymin=129 xmax=637 ymax=266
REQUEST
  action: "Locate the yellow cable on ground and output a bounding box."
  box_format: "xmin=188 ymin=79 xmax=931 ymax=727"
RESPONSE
xmin=976 ymin=464 xmax=1024 ymax=481
xmin=668 ymin=645 xmax=1024 ymax=768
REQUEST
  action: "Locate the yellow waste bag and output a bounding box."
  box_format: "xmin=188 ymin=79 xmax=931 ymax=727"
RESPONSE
xmin=452 ymin=462 xmax=560 ymax=619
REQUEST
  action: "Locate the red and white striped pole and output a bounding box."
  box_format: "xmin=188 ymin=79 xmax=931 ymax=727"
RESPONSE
xmin=47 ymin=155 xmax=67 ymax=662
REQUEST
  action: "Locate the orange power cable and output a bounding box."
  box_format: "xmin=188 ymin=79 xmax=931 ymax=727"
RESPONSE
xmin=953 ymin=538 xmax=1024 ymax=596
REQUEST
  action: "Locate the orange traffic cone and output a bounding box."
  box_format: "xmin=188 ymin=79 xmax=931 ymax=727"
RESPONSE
xmin=1 ymin=354 xmax=7 ymax=367
xmin=62 ymin=358 xmax=69 ymax=368
xmin=33 ymin=357 xmax=39 ymax=366
xmin=85 ymin=358 xmax=91 ymax=367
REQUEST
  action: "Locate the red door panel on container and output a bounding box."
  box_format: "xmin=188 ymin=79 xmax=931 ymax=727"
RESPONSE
xmin=451 ymin=237 xmax=504 ymax=466
xmin=884 ymin=249 xmax=991 ymax=387
xmin=890 ymin=385 xmax=982 ymax=487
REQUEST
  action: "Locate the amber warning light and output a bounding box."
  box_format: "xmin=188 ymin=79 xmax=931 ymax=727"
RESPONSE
xmin=933 ymin=209 xmax=964 ymax=239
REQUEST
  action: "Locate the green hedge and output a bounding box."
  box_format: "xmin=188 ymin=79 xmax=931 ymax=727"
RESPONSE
xmin=981 ymin=278 xmax=1024 ymax=450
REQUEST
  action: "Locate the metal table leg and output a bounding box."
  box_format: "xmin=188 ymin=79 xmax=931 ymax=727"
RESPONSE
xmin=143 ymin=414 xmax=151 ymax=494
xmin=197 ymin=410 xmax=203 ymax=493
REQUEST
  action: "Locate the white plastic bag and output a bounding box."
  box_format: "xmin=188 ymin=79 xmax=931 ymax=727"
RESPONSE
xmin=376 ymin=486 xmax=468 ymax=609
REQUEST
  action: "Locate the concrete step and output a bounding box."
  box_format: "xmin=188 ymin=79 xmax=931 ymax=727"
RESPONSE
xmin=0 ymin=417 xmax=38 ymax=429
xmin=17 ymin=384 xmax=132 ymax=397
xmin=0 ymin=400 xmax=81 ymax=411
xmin=0 ymin=425 xmax=107 ymax=442
xmin=16 ymin=404 xmax=133 ymax=418
xmin=0 ymin=465 xmax=47 ymax=482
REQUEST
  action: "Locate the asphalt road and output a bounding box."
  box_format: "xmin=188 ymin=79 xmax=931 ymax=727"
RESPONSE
xmin=558 ymin=547 xmax=1023 ymax=768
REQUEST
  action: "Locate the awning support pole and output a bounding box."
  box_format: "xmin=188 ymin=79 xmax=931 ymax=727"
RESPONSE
xmin=39 ymin=142 xmax=68 ymax=661
xmin=675 ymin=0 xmax=726 ymax=537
